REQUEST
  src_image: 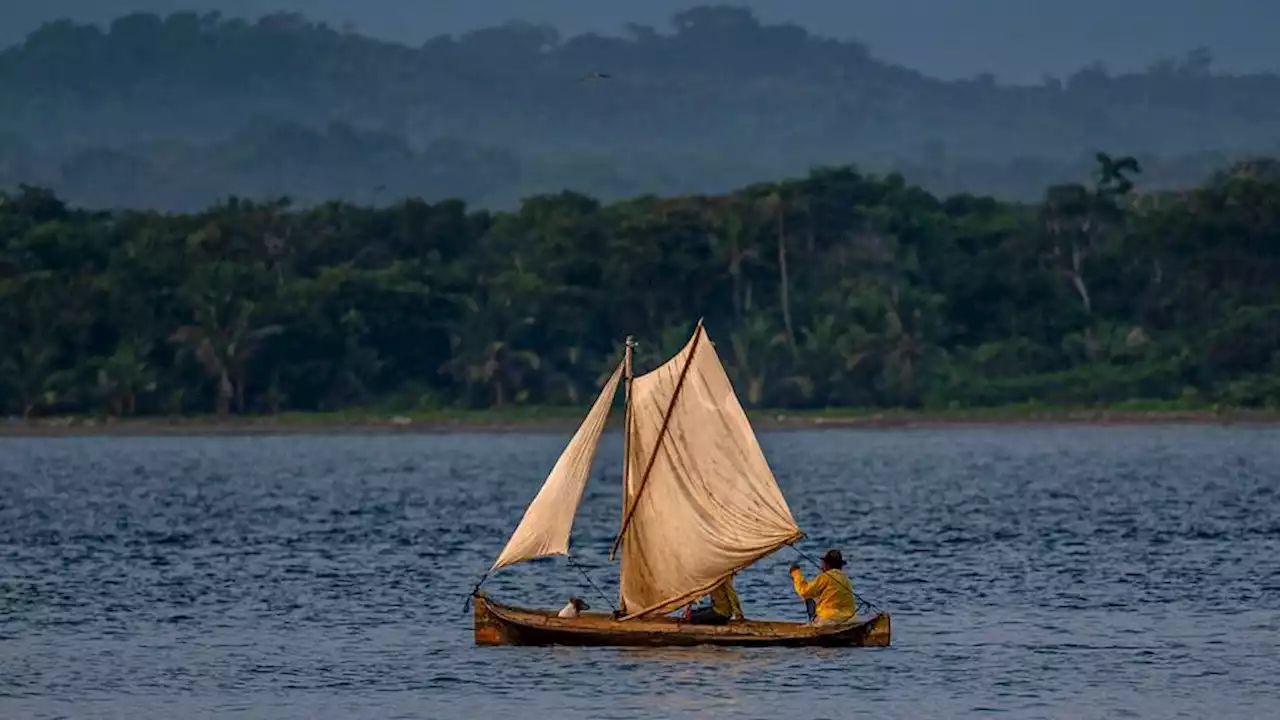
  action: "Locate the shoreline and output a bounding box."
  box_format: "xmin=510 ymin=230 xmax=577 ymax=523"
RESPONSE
xmin=3 ymin=407 xmax=1279 ymax=437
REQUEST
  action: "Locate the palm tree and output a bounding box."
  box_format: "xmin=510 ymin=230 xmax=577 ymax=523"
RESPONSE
xmin=438 ymin=292 xmax=543 ymax=408
xmin=879 ymin=286 xmax=925 ymax=402
xmin=545 ymin=345 xmax=592 ymax=405
xmin=1093 ymin=152 xmax=1142 ymax=197
xmin=842 ymin=282 xmax=943 ymax=406
xmin=1040 ymin=183 xmax=1098 ymax=316
xmin=9 ymin=343 xmax=57 ymax=419
xmin=95 ymin=340 xmax=156 ymax=417
xmin=170 ymin=301 xmax=282 ymax=416
xmin=324 ymin=309 xmax=384 ymax=408
xmin=728 ymin=313 xmax=788 ymax=406
xmin=701 ymin=195 xmax=760 ymax=321
xmin=758 ymin=191 xmax=798 ymax=357
xmin=783 ymin=314 xmax=874 ymax=406
xmin=444 ymin=340 xmax=541 ymax=408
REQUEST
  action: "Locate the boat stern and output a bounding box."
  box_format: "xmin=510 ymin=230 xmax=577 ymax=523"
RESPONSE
xmin=861 ymin=612 xmax=892 ymax=647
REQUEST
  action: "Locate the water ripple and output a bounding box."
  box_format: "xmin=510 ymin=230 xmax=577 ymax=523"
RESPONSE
xmin=1 ymin=426 xmax=1278 ymax=719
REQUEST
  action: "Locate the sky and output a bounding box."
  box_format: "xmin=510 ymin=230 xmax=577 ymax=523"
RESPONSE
xmin=4 ymin=0 xmax=1279 ymax=83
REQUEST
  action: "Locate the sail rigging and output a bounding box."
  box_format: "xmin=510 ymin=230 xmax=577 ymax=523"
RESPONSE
xmin=485 ymin=324 xmax=803 ymax=622
xmin=488 ymin=360 xmax=624 ymax=573
xmin=472 ymin=324 xmax=890 ymax=648
xmin=614 ymin=322 xmax=805 ymax=619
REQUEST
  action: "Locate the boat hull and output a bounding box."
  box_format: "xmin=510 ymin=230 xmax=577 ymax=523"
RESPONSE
xmin=472 ymin=592 xmax=891 ymax=647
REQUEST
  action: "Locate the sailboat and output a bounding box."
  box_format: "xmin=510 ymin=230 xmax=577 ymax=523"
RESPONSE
xmin=471 ymin=321 xmax=891 ymax=647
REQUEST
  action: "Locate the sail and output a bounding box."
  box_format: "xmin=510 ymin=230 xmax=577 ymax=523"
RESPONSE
xmin=489 ymin=360 xmax=624 ymax=573
xmin=616 ymin=323 xmax=804 ymax=618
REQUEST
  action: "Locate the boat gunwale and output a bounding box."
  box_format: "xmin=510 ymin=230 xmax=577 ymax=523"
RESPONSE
xmin=475 ymin=591 xmax=887 ymax=642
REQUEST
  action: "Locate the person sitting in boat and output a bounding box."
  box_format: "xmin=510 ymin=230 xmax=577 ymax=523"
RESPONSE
xmin=789 ymin=549 xmax=855 ymax=625
xmin=557 ymin=597 xmax=589 ymax=618
xmin=682 ymin=575 xmax=745 ymax=625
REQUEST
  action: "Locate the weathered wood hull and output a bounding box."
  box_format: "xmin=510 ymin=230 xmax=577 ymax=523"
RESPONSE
xmin=472 ymin=592 xmax=891 ymax=647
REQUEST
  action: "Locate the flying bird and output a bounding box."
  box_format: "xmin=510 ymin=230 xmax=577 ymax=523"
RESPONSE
xmin=580 ymin=71 xmax=612 ymax=82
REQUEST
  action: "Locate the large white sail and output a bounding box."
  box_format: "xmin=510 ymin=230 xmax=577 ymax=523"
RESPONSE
xmin=615 ymin=322 xmax=804 ymax=618
xmin=489 ymin=360 xmax=624 ymax=573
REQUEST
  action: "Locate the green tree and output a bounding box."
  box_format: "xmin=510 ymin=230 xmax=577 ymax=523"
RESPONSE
xmin=170 ymin=301 xmax=282 ymax=416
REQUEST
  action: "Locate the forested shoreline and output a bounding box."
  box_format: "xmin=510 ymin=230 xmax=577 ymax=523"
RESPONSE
xmin=3 ymin=153 xmax=1278 ymax=420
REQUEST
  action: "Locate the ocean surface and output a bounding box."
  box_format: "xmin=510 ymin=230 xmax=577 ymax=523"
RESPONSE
xmin=2 ymin=426 xmax=1278 ymax=720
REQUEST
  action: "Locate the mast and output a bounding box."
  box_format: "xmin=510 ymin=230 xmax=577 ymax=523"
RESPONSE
xmin=621 ymin=336 xmax=635 ymax=486
xmin=611 ymin=321 xmax=804 ymax=620
xmin=610 ymin=320 xmax=703 ymax=560
xmin=617 ymin=335 xmax=635 ymax=615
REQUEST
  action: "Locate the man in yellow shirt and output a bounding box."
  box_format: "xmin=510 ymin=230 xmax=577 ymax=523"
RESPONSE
xmin=683 ymin=574 xmax=745 ymax=625
xmin=789 ymin=548 xmax=855 ymax=625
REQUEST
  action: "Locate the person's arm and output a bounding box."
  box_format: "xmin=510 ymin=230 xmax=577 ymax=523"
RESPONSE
xmin=790 ymin=567 xmax=823 ymax=599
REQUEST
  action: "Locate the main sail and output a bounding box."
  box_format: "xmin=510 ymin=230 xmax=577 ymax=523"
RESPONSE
xmin=489 ymin=360 xmax=624 ymax=573
xmin=615 ymin=322 xmax=804 ymax=619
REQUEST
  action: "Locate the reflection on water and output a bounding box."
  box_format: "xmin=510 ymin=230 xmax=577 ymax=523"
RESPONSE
xmin=614 ymin=644 xmax=782 ymax=672
xmin=1 ymin=427 xmax=1279 ymax=719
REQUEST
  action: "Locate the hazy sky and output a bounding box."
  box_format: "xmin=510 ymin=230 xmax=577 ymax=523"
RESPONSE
xmin=6 ymin=0 xmax=1279 ymax=83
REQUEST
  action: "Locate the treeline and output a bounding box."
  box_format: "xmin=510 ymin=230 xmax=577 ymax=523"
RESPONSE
xmin=3 ymin=155 xmax=1279 ymax=419
xmin=3 ymin=7 xmax=1280 ymax=207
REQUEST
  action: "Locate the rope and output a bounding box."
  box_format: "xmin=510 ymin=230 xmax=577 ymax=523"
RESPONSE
xmin=566 ymin=556 xmax=619 ymax=614
xmin=460 ymin=572 xmax=489 ymax=615
xmin=459 ymin=557 xmax=618 ymax=617
xmin=787 ymin=544 xmax=884 ymax=616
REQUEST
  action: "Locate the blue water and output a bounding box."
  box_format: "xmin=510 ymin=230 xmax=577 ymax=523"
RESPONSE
xmin=2 ymin=427 xmax=1278 ymax=719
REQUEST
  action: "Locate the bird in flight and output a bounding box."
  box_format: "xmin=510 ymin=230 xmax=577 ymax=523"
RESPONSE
xmin=580 ymin=71 xmax=612 ymax=82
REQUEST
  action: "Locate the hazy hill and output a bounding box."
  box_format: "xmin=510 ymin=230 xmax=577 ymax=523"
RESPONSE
xmin=6 ymin=0 xmax=1280 ymax=82
xmin=1 ymin=6 xmax=1277 ymax=208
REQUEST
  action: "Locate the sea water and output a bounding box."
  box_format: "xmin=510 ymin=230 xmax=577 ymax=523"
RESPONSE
xmin=2 ymin=427 xmax=1277 ymax=719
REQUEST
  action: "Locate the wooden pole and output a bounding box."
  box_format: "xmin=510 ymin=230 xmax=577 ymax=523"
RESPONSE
xmin=617 ymin=335 xmax=635 ymax=615
xmin=621 ymin=335 xmax=635 ymax=501
xmin=610 ymin=319 xmax=704 ymax=561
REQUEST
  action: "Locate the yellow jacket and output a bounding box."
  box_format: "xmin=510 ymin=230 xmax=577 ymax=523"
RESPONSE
xmin=790 ymin=568 xmax=855 ymax=621
xmin=709 ymin=578 xmax=744 ymax=619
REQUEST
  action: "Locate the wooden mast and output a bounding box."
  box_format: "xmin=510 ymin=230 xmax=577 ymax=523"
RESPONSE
xmin=617 ymin=335 xmax=635 ymax=615
xmin=621 ymin=335 xmax=635 ymax=483
xmin=610 ymin=319 xmax=704 ymax=561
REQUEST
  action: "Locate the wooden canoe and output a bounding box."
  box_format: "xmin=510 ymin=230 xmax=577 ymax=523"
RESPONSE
xmin=472 ymin=591 xmax=891 ymax=647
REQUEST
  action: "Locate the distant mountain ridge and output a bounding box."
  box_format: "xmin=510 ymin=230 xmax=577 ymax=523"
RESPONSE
xmin=0 ymin=6 xmax=1277 ymax=209
xmin=5 ymin=0 xmax=1280 ymax=81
